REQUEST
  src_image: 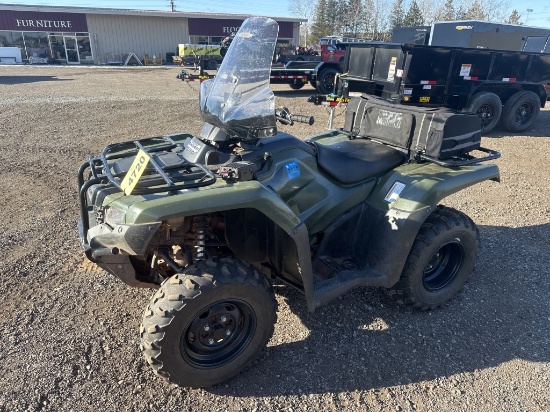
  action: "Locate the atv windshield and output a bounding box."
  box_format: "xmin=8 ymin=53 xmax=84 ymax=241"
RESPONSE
xmin=200 ymin=17 xmax=278 ymax=139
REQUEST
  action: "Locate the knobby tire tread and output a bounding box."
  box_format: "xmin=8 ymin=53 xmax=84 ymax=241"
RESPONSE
xmin=388 ymin=206 xmax=480 ymax=310
xmin=140 ymin=257 xmax=277 ymax=387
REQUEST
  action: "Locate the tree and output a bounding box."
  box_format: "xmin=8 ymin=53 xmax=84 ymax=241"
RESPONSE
xmin=404 ymin=0 xmax=424 ymax=26
xmin=311 ymin=0 xmax=332 ymax=42
xmin=433 ymin=0 xmax=455 ymax=22
xmin=463 ymin=0 xmax=486 ymax=20
xmin=344 ymin=0 xmax=365 ymax=37
xmin=506 ymin=9 xmax=522 ymax=25
xmin=362 ymin=0 xmax=391 ymax=40
xmin=325 ymin=0 xmax=341 ymax=34
xmin=289 ymin=0 xmax=316 ymax=45
xmin=390 ymin=0 xmax=405 ymax=29
xmin=480 ymin=0 xmax=512 ymax=21
xmin=417 ymin=0 xmax=436 ymax=25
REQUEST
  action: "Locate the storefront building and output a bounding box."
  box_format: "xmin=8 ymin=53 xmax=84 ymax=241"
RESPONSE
xmin=0 ymin=5 xmax=303 ymax=64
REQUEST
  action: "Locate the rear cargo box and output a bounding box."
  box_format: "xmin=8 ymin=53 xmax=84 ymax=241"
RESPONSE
xmin=344 ymin=95 xmax=481 ymax=160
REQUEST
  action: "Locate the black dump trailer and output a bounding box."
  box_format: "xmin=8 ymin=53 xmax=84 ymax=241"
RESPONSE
xmin=429 ymin=20 xmax=550 ymax=53
xmin=329 ymin=42 xmax=550 ymax=132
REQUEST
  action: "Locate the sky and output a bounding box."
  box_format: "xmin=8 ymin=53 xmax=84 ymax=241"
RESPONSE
xmin=3 ymin=0 xmax=550 ymax=29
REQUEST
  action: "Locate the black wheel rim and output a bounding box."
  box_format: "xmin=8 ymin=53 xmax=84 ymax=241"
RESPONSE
xmin=322 ymin=73 xmax=335 ymax=92
xmin=514 ymin=102 xmax=534 ymax=126
xmin=423 ymin=242 xmax=464 ymax=292
xmin=476 ymin=104 xmax=495 ymax=128
xmin=181 ymin=299 xmax=256 ymax=368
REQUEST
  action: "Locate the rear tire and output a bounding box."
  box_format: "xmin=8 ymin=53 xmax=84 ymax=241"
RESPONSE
xmin=499 ymin=91 xmax=540 ymax=133
xmin=316 ymin=67 xmax=339 ymax=94
xmin=289 ymin=82 xmax=306 ymax=90
xmin=463 ymin=92 xmax=502 ymax=133
xmin=140 ymin=257 xmax=277 ymax=388
xmin=389 ymin=206 xmax=480 ymax=310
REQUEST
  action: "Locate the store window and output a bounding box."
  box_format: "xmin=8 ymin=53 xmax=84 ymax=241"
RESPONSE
xmin=188 ymin=35 xmax=292 ymax=47
xmin=0 ymin=30 xmax=92 ymax=63
xmin=49 ymin=34 xmax=66 ymax=60
xmin=189 ymin=35 xmax=224 ymax=45
xmin=24 ymin=31 xmax=51 ymax=61
xmin=0 ymin=31 xmax=26 ymax=59
xmin=77 ymin=36 xmax=92 ymax=63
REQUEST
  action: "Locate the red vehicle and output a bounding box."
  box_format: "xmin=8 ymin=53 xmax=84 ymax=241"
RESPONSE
xmin=320 ymin=43 xmax=346 ymax=63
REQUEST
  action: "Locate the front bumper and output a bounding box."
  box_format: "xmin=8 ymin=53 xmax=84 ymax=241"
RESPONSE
xmin=78 ymin=218 xmax=161 ymax=288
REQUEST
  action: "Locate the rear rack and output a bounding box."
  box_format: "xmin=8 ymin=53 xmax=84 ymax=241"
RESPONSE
xmin=415 ymin=147 xmax=501 ymax=167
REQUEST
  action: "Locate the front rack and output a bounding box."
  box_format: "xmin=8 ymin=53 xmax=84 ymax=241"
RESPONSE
xmin=79 ymin=134 xmax=216 ymax=195
xmin=77 ymin=134 xmax=217 ymax=250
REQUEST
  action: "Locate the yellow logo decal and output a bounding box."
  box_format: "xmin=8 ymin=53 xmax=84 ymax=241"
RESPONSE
xmin=120 ymin=149 xmax=151 ymax=195
xmin=419 ymin=96 xmax=430 ymax=103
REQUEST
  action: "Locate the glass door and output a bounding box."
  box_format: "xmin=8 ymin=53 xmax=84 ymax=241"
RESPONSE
xmin=63 ymin=36 xmax=80 ymax=64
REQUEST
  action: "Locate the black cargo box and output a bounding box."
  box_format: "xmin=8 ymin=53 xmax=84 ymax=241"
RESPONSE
xmin=344 ymin=95 xmax=481 ymax=160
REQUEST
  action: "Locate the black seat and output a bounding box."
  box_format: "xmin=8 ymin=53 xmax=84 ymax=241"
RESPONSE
xmin=312 ymin=139 xmax=405 ymax=184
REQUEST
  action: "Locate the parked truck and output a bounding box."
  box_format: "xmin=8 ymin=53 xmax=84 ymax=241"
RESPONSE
xmin=310 ymin=41 xmax=550 ymax=133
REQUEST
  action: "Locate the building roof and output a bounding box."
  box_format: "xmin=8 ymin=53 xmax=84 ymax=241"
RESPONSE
xmin=0 ymin=3 xmax=306 ymax=22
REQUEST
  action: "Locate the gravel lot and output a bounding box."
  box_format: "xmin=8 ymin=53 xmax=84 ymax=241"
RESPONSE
xmin=0 ymin=65 xmax=549 ymax=412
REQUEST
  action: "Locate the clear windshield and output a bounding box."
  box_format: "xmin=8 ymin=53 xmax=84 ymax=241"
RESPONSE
xmin=199 ymin=17 xmax=278 ymax=139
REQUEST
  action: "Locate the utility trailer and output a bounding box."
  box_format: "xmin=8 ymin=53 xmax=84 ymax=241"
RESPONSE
xmin=270 ymin=45 xmax=350 ymax=93
xmin=314 ymin=42 xmax=550 ymax=133
xmin=392 ymin=21 xmax=550 ymax=53
xmin=177 ymin=60 xmax=331 ymax=92
xmin=429 ymin=20 xmax=550 ymax=53
xmin=268 ymin=60 xmax=317 ymax=89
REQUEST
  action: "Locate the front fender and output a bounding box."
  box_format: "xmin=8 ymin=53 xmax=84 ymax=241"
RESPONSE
xmin=111 ymin=182 xmax=317 ymax=308
xmin=123 ymin=181 xmax=302 ymax=232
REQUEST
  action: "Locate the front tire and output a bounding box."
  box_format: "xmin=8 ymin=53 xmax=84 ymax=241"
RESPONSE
xmin=140 ymin=257 xmax=277 ymax=388
xmin=389 ymin=206 xmax=480 ymax=310
xmin=289 ymin=82 xmax=305 ymax=90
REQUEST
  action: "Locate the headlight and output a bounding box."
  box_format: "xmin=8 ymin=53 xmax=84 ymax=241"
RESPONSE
xmin=104 ymin=207 xmax=126 ymax=227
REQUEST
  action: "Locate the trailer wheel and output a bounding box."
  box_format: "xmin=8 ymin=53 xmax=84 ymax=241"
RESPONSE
xmin=388 ymin=206 xmax=479 ymax=310
xmin=316 ymin=67 xmax=338 ymax=94
xmin=207 ymin=60 xmax=218 ymax=70
xmin=289 ymin=83 xmax=306 ymax=90
xmin=463 ymin=92 xmax=502 ymax=133
xmin=499 ymin=91 xmax=540 ymax=133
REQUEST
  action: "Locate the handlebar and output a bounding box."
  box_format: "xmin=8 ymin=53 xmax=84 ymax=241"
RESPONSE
xmin=290 ymin=114 xmax=314 ymax=125
xmin=275 ymin=107 xmax=314 ymax=126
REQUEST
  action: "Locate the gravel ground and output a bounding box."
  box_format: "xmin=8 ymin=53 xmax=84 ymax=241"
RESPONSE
xmin=0 ymin=65 xmax=548 ymax=412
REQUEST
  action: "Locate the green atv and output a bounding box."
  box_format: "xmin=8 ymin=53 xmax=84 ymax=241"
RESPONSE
xmin=78 ymin=18 xmax=500 ymax=388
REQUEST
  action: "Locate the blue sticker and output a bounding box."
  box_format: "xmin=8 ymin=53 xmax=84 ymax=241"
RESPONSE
xmin=285 ymin=161 xmax=300 ymax=180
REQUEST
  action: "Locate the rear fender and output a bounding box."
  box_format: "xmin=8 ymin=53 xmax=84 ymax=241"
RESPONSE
xmin=362 ymin=161 xmax=500 ymax=288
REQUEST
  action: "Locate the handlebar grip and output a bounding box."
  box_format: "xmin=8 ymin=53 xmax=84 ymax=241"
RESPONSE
xmin=290 ymin=114 xmax=314 ymax=126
